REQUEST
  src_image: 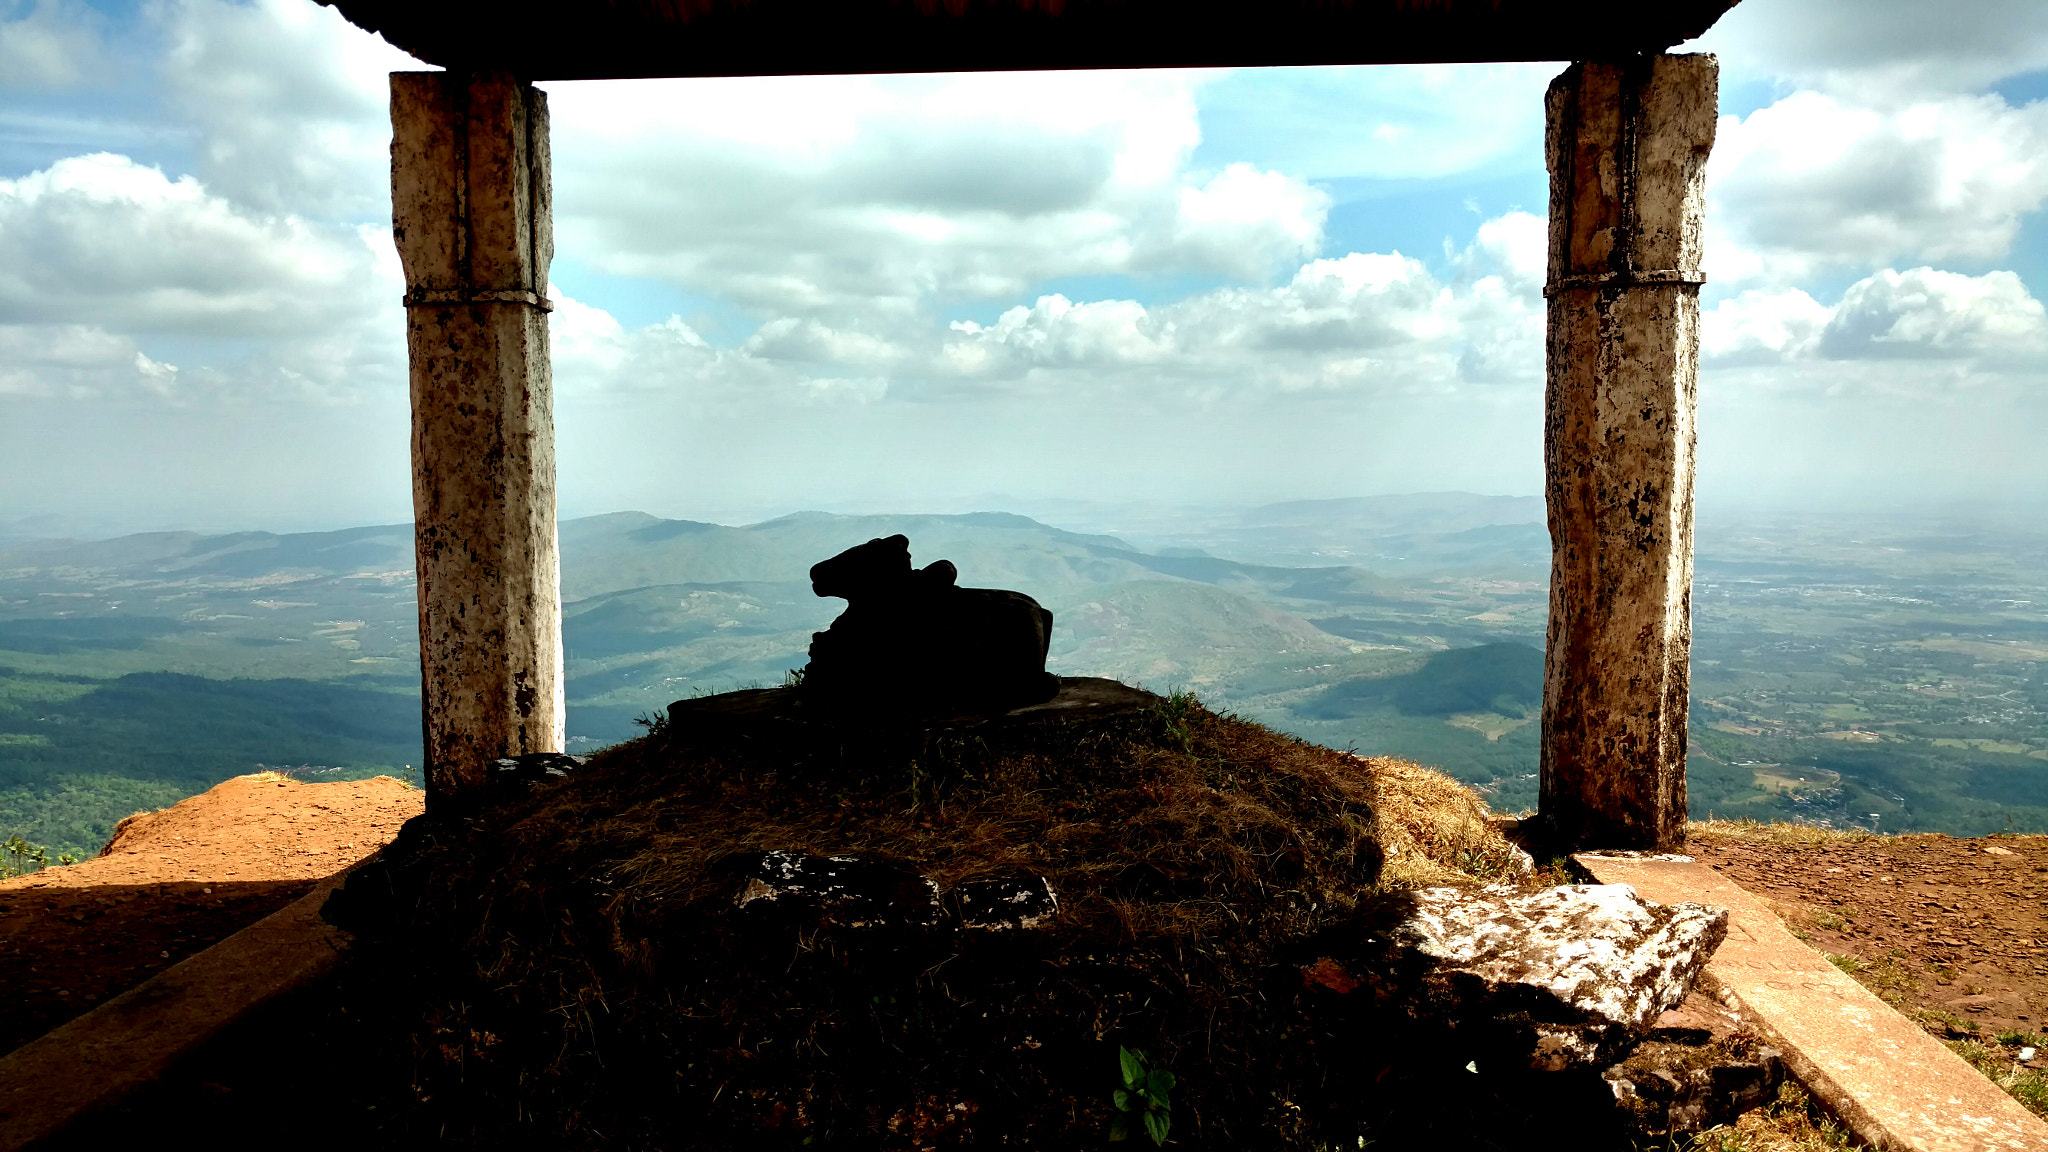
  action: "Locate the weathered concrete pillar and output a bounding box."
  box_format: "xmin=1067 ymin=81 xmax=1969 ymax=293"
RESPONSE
xmin=391 ymin=71 xmax=563 ymax=807
xmin=1539 ymin=54 xmax=1716 ymax=852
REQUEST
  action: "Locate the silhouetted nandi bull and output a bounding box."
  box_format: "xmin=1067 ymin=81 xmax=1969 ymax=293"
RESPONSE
xmin=802 ymin=535 xmax=1058 ymax=711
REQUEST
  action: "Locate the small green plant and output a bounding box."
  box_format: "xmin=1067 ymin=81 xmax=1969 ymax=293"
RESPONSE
xmin=1812 ymin=908 xmax=1847 ymax=932
xmin=1158 ymin=690 xmax=1199 ymax=754
xmin=2 ymin=834 xmax=49 ymax=878
xmin=1823 ymin=952 xmax=1866 ymax=976
xmin=632 ymin=710 xmax=670 ymax=738
xmin=1110 ymin=1046 xmax=1175 ymax=1145
xmin=1995 ymin=1029 xmax=2046 ymax=1048
xmin=783 ymin=665 xmax=807 ymax=688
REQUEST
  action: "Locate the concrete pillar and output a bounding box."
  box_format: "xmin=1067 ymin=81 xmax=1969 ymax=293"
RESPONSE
xmin=1538 ymin=54 xmax=1717 ymax=852
xmin=391 ymin=71 xmax=563 ymax=807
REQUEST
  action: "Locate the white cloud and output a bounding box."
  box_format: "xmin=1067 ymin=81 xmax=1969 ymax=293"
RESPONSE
xmin=1707 ymin=91 xmax=2048 ymax=287
xmin=1192 ymin=63 xmax=1557 ymax=181
xmin=1703 ymin=267 xmax=2048 ymax=373
xmin=542 ymin=71 xmax=1329 ymax=324
xmin=0 ymin=152 xmax=392 ymax=339
xmin=0 ymin=0 xmax=102 ymax=89
xmin=1466 ymin=210 xmax=1545 ymax=293
xmin=549 ymin=290 xmax=895 ymax=411
xmin=1702 ymin=289 xmax=1832 ymax=366
xmin=1818 ymin=267 xmax=2048 ymax=362
xmin=152 ymin=0 xmax=417 ymax=218
xmin=1692 ymin=0 xmax=2048 ymax=97
xmin=556 ymin=214 xmax=1547 ymax=413
xmin=0 ymin=323 xmax=144 ymax=395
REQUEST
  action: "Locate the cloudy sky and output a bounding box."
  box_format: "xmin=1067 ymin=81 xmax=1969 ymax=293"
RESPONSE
xmin=1 ymin=0 xmax=2045 ymax=535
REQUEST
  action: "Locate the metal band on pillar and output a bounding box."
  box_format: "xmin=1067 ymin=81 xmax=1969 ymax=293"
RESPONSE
xmin=404 ymin=288 xmax=556 ymax=310
xmin=1543 ymin=270 xmax=1705 ymax=296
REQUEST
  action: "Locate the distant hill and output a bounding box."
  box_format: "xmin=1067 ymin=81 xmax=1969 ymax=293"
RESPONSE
xmin=1300 ymin=643 xmax=1544 ymax=721
xmin=1243 ymin=493 xmax=1544 ymax=537
xmin=1069 ymin=492 xmax=1551 ymax=571
xmin=559 ymin=510 xmax=1152 ymax=601
xmin=0 ymin=524 xmax=416 ymax=580
xmin=1052 ymin=581 xmax=1356 ymax=686
xmin=9 ymin=501 xmax=2043 ymax=851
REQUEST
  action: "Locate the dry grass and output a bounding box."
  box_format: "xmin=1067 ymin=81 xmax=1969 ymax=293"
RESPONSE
xmin=1681 ymin=1084 xmax=1866 ymax=1150
xmin=332 ymin=692 xmax=1533 ymax=1150
xmin=1686 ymin=818 xmax=1879 ymax=849
xmin=1360 ymin=756 xmax=1529 ymax=888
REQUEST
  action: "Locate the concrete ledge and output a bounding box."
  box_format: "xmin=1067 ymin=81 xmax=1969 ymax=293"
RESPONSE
xmin=0 ymin=869 xmax=353 ymax=1150
xmin=1578 ymin=853 xmax=2048 ymax=1152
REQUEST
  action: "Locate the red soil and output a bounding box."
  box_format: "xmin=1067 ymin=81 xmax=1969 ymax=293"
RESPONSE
xmin=0 ymin=774 xmax=421 ymax=1054
xmin=1691 ymin=830 xmax=2048 ymax=1052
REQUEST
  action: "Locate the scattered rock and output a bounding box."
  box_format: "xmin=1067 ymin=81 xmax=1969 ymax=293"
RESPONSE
xmin=1605 ymin=1033 xmax=1785 ymax=1137
xmin=1603 ymin=992 xmax=1786 ymax=1138
xmin=950 ymin=876 xmax=1058 ymax=930
xmin=488 ymin=753 xmax=586 ymax=786
xmin=1307 ymin=883 xmax=1727 ymax=1071
xmin=732 ymin=850 xmax=942 ymax=929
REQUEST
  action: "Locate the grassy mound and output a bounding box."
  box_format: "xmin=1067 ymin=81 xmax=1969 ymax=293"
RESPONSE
xmin=332 ymin=691 xmax=1524 ymax=1149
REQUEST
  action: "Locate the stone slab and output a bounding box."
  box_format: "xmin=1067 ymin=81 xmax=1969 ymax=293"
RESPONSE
xmin=668 ymin=675 xmax=1158 ymax=735
xmin=1578 ymin=853 xmax=2048 ymax=1152
xmin=0 ymin=869 xmax=355 ymax=1150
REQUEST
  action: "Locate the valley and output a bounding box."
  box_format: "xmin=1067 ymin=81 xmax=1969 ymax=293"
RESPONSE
xmin=1 ymin=497 xmax=2044 ymax=859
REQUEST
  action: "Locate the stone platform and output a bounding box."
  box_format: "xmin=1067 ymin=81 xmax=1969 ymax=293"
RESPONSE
xmin=666 ymin=675 xmax=1159 ymax=736
xmin=1578 ymin=853 xmax=2048 ymax=1152
xmin=0 ymin=871 xmax=357 ymax=1150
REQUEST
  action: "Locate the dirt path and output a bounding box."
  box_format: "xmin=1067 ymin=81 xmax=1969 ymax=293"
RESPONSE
xmin=0 ymin=774 xmax=420 ymax=1054
xmin=1689 ymin=824 xmax=2048 ymax=1100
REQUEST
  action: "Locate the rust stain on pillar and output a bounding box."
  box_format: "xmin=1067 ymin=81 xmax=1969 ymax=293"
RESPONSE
xmin=391 ymin=72 xmax=563 ymax=806
xmin=1540 ymin=55 xmax=1717 ymax=852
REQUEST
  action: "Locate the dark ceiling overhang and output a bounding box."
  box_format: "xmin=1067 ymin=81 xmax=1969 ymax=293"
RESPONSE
xmin=320 ymin=0 xmax=1741 ymax=81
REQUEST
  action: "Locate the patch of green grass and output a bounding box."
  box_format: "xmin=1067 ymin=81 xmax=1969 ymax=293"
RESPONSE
xmin=1946 ymin=1040 xmax=2048 ymax=1120
xmin=1825 ymin=950 xmax=1918 ymax=1006
xmin=1912 ymin=1006 xmax=1977 ymax=1036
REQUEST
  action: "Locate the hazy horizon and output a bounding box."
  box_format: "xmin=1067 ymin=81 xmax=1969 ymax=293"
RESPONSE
xmin=10 ymin=487 xmax=2048 ymax=548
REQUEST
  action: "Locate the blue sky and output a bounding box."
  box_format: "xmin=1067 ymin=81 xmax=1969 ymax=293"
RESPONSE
xmin=1 ymin=0 xmax=2046 ymax=534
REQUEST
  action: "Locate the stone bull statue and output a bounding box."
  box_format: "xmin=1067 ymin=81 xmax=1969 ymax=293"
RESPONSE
xmin=802 ymin=535 xmax=1059 ymax=711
